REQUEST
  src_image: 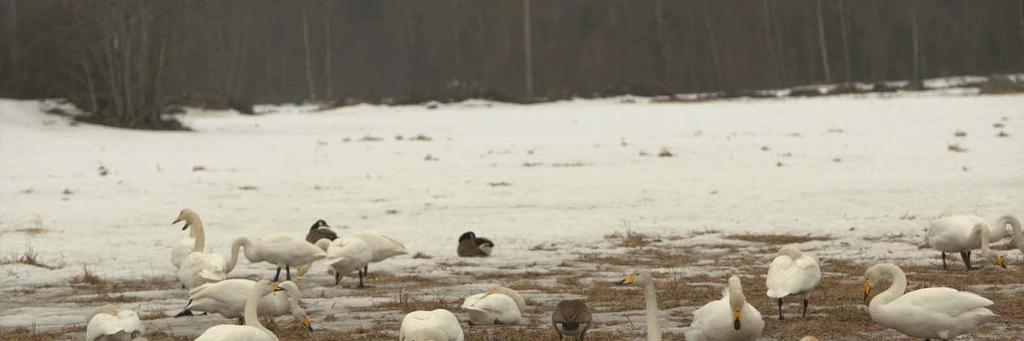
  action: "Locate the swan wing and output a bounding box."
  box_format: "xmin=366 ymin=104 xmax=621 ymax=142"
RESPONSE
xmin=432 ymin=309 xmax=464 ymax=341
xmin=462 ymin=293 xmax=519 ymax=324
xmin=86 ymin=309 xmax=143 ymax=341
xmin=325 ymin=238 xmax=373 ymax=273
xmin=259 ymin=234 xmax=326 ymax=264
xmin=768 ymin=255 xmax=821 ymax=298
xmin=893 ymin=287 xmax=994 ymax=317
xmin=353 ymin=232 xmax=408 ymax=261
xmin=188 ymin=279 xmax=252 ymax=316
xmin=195 ymin=325 xmax=277 ymax=341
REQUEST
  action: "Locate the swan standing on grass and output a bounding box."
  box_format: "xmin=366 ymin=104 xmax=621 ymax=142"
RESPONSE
xmin=314 ymin=237 xmax=373 ymax=287
xmin=173 ymin=209 xmax=227 ymax=290
xmin=195 ymin=280 xmax=283 ymax=341
xmin=617 ymin=271 xmax=661 ymax=341
xmin=352 ymin=231 xmax=408 ymax=278
xmin=399 ymin=309 xmax=464 ymax=341
xmin=461 ymin=286 xmax=525 ymax=325
xmin=86 ymin=305 xmax=145 ymax=341
xmin=551 ymin=300 xmax=592 ymax=341
xmin=863 ymin=263 xmax=998 ymax=340
xmin=685 ymin=276 xmax=763 ymax=341
xmin=926 ymin=220 xmax=1007 ymax=270
xmin=766 ymin=245 xmax=821 ymax=320
xmin=182 ymin=279 xmax=312 ymax=331
xmin=225 ymin=233 xmax=326 ymax=281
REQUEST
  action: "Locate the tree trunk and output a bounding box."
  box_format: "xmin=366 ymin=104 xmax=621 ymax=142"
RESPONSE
xmin=815 ymin=0 xmax=831 ymax=83
xmin=702 ymin=0 xmax=723 ymax=91
xmin=522 ymin=0 xmax=533 ymax=100
xmin=654 ymin=0 xmax=671 ymax=91
xmin=838 ymin=0 xmax=851 ymax=83
xmin=301 ymin=0 xmax=317 ymax=101
xmin=324 ymin=1 xmax=333 ymax=99
xmin=911 ymin=4 xmax=920 ymax=85
xmin=761 ymin=0 xmax=779 ymax=87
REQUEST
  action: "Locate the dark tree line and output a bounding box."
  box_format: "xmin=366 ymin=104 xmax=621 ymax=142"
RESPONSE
xmin=0 ymin=0 xmax=1022 ymax=127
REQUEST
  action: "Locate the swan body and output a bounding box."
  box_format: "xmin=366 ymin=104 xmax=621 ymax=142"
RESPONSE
xmin=315 ymin=237 xmax=373 ymax=287
xmin=399 ymin=309 xmax=464 ymax=341
xmin=457 ymin=231 xmax=494 ymax=257
xmin=171 ymin=228 xmax=209 ymax=269
xmin=864 ymin=263 xmax=997 ymax=339
xmin=685 ymin=276 xmax=763 ymax=341
xmin=186 ymin=279 xmax=310 ymax=329
xmin=926 ymin=219 xmax=1007 ymax=270
xmin=461 ymin=287 xmax=524 ymax=325
xmin=195 ymin=280 xmax=282 ymax=341
xmin=618 ymin=271 xmax=661 ymax=341
xmin=352 ymin=231 xmax=408 ymax=263
xmin=174 ymin=209 xmax=227 ymax=289
xmin=766 ymin=245 xmax=821 ymax=319
xmin=85 ymin=305 xmax=145 ymax=341
xmin=226 ymin=233 xmax=326 ymax=281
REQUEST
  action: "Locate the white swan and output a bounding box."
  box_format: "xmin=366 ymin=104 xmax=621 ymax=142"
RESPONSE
xmin=863 ymin=263 xmax=998 ymax=340
xmin=86 ymin=305 xmax=145 ymax=341
xmin=174 ymin=209 xmax=227 ymax=290
xmin=171 ymin=226 xmax=209 ymax=270
xmin=225 ymin=233 xmax=327 ymax=281
xmin=314 ymin=237 xmax=373 ymax=287
xmin=399 ymin=309 xmax=464 ymax=341
xmin=926 ymin=219 xmax=1007 ymax=270
xmin=195 ymin=280 xmax=283 ymax=341
xmin=618 ymin=271 xmax=661 ymax=341
xmin=185 ymin=279 xmax=311 ymax=330
xmin=997 ymin=215 xmax=1023 ymax=254
xmin=766 ymin=245 xmax=821 ymax=320
xmin=352 ymin=231 xmax=408 ymax=276
xmin=685 ymin=276 xmax=764 ymax=341
xmin=460 ymin=286 xmax=525 ymax=325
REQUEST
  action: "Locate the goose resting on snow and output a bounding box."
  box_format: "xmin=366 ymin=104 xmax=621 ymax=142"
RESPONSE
xmin=457 ymin=231 xmax=494 ymax=257
xmin=766 ymin=245 xmax=821 ymax=320
xmin=305 ymin=219 xmax=337 ymax=244
xmin=864 ymin=263 xmax=997 ymax=340
xmin=86 ymin=305 xmax=145 ymax=341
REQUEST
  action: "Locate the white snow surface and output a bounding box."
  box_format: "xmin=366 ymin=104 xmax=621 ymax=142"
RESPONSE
xmin=0 ymin=93 xmax=1023 ymax=336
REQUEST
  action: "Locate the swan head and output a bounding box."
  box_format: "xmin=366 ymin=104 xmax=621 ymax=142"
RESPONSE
xmin=309 ymin=219 xmax=329 ymax=232
xmin=980 ymin=250 xmax=1007 ymax=269
xmin=458 ymin=231 xmax=477 ymax=243
xmin=616 ymin=271 xmax=653 ymax=286
xmin=777 ymin=245 xmax=803 ymax=258
xmin=253 ymin=280 xmax=284 ymax=296
xmin=172 ymin=209 xmax=199 ymax=230
xmin=727 ymin=276 xmax=745 ymax=330
xmin=863 ymin=263 xmax=897 ymax=301
xmin=406 ymin=327 xmax=448 ymax=341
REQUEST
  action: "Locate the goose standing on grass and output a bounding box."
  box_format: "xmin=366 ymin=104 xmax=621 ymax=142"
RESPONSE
xmin=766 ymin=245 xmax=821 ymax=320
xmin=173 ymin=209 xmax=227 ymax=290
xmin=926 ymin=220 xmax=1007 ymax=270
xmin=551 ymin=300 xmax=592 ymax=341
xmin=685 ymin=276 xmax=763 ymax=341
xmin=182 ymin=279 xmax=312 ymax=331
xmin=86 ymin=305 xmax=145 ymax=341
xmin=195 ymin=280 xmax=283 ymax=341
xmin=925 ymin=215 xmax=1015 ymax=270
xmin=457 ymin=231 xmax=494 ymax=257
xmin=315 ymin=237 xmax=373 ymax=287
xmin=352 ymin=231 xmax=408 ymax=278
xmin=225 ymin=233 xmax=326 ymax=281
xmin=305 ymin=219 xmax=337 ymax=244
xmin=461 ymin=286 xmax=525 ymax=325
xmin=863 ymin=263 xmax=997 ymax=340
xmin=399 ymin=309 xmax=464 ymax=341
xmin=617 ymin=271 xmax=661 ymax=341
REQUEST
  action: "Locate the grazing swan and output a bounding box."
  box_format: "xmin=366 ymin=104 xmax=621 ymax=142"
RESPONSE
xmin=461 ymin=286 xmax=525 ymax=325
xmin=617 ymin=271 xmax=661 ymax=341
xmin=926 ymin=220 xmax=1007 ymax=270
xmin=315 ymin=237 xmax=373 ymax=287
xmin=195 ymin=280 xmax=283 ymax=341
xmin=863 ymin=263 xmax=998 ymax=340
xmin=225 ymin=233 xmax=326 ymax=281
xmin=457 ymin=231 xmax=494 ymax=257
xmin=399 ymin=309 xmax=464 ymax=341
xmin=86 ymin=305 xmax=145 ymax=341
xmin=998 ymin=215 xmax=1023 ymax=254
xmin=171 ymin=226 xmax=209 ymax=270
xmin=185 ymin=279 xmax=312 ymax=330
xmin=551 ymin=300 xmax=592 ymax=341
xmin=766 ymin=245 xmax=821 ymax=320
xmin=685 ymin=276 xmax=764 ymax=341
xmin=351 ymin=231 xmax=408 ymax=276
xmin=305 ymin=219 xmax=337 ymax=244
xmin=173 ymin=209 xmax=227 ymax=290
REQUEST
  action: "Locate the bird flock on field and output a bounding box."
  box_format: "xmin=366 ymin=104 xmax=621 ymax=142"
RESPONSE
xmin=83 ymin=209 xmax=1022 ymax=341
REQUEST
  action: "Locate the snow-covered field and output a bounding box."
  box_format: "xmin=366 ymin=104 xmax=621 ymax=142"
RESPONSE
xmin=1 ymin=92 xmax=1022 ymax=340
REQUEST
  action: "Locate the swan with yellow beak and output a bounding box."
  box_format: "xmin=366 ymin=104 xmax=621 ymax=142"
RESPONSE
xmin=684 ymin=276 xmax=763 ymax=341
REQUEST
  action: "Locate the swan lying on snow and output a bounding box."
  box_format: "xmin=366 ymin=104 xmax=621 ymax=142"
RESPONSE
xmin=457 ymin=231 xmax=494 ymax=257
xmin=195 ymin=280 xmax=283 ymax=341
xmin=86 ymin=305 xmax=145 ymax=341
xmin=864 ymin=263 xmax=997 ymax=340
xmin=315 ymin=237 xmax=373 ymax=287
xmin=926 ymin=218 xmax=1007 ymax=270
xmin=399 ymin=309 xmax=464 ymax=341
xmin=185 ymin=279 xmax=312 ymax=330
xmin=766 ymin=245 xmax=821 ymax=320
xmin=551 ymin=300 xmax=591 ymax=341
xmin=173 ymin=209 xmax=227 ymax=290
xmin=685 ymin=276 xmax=763 ymax=341
xmin=226 ymin=233 xmax=326 ymax=281
xmin=461 ymin=286 xmax=525 ymax=325
xmin=617 ymin=271 xmax=661 ymax=341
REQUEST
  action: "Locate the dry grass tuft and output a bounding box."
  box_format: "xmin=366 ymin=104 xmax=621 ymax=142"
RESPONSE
xmin=604 ymin=230 xmax=653 ymax=248
xmin=411 ymin=252 xmax=432 ymax=259
xmin=996 ymin=130 xmax=1009 ymax=138
xmin=954 ymin=130 xmax=967 ymax=137
xmin=657 ymin=148 xmax=674 ymax=158
xmin=0 ymin=248 xmax=58 ymax=269
xmin=726 ymin=233 xmax=831 ymax=245
xmin=70 ymin=265 xmax=104 ymax=286
xmin=947 ymin=143 xmax=967 ymax=153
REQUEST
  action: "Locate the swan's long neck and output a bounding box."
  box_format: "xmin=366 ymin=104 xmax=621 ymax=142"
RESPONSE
xmin=225 ymin=237 xmax=256 ymax=274
xmin=190 ymin=217 xmax=206 ymax=253
xmin=1000 ymin=215 xmax=1024 ymax=251
xmin=243 ymin=287 xmax=270 ymax=333
xmin=641 ymin=282 xmax=661 ymax=341
xmin=973 ymin=223 xmax=994 ymax=256
xmin=873 ymin=264 xmax=906 ymax=306
xmin=287 ymin=288 xmax=304 ymax=321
